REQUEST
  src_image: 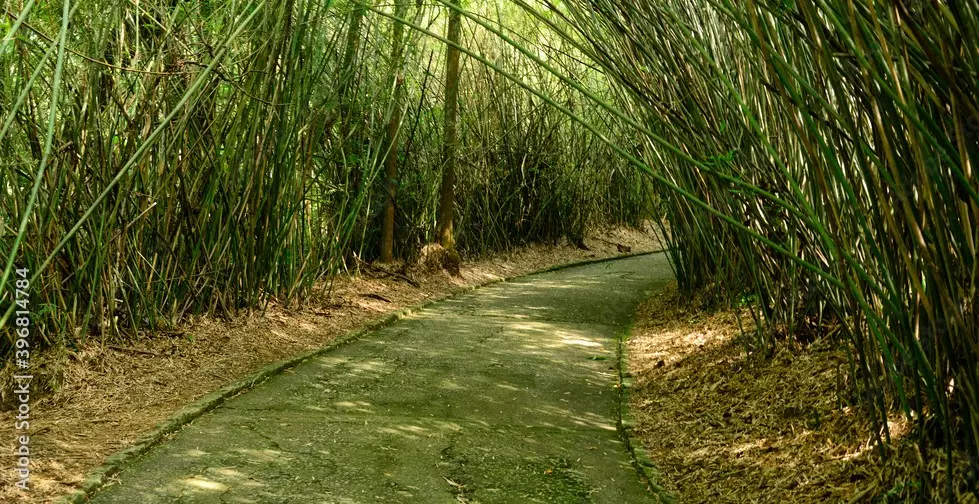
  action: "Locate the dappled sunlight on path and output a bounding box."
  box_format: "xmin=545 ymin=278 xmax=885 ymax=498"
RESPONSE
xmin=89 ymin=254 xmax=673 ymax=503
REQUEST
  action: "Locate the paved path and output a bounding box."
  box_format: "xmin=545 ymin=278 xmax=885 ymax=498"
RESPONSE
xmin=90 ymin=253 xmax=673 ymax=503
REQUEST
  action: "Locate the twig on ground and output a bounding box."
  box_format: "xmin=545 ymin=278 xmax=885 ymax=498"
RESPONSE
xmin=371 ymin=264 xmax=421 ymax=287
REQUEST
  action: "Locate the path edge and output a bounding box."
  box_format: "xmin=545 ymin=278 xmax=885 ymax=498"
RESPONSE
xmin=59 ymin=249 xmax=663 ymax=503
xmin=616 ymin=323 xmax=676 ymax=502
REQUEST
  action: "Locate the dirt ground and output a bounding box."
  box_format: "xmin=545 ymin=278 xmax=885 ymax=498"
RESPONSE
xmin=0 ymin=226 xmax=663 ymax=503
xmin=627 ymin=282 xmax=976 ymax=504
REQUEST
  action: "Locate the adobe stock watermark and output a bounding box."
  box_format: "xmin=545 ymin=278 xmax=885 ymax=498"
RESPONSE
xmin=11 ymin=267 xmax=33 ymax=491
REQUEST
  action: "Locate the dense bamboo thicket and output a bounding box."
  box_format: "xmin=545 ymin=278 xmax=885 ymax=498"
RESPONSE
xmin=0 ymin=2 xmax=646 ymax=355
xmin=3 ymin=0 xmax=976 ymax=499
xmin=494 ymin=0 xmax=976 ymax=498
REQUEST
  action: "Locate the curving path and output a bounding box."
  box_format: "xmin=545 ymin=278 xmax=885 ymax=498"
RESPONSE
xmin=88 ymin=253 xmax=673 ymax=503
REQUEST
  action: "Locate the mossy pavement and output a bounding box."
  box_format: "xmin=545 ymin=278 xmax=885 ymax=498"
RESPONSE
xmin=84 ymin=254 xmax=674 ymax=503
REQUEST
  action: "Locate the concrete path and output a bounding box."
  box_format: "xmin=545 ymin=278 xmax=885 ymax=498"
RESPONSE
xmin=89 ymin=253 xmax=673 ymax=503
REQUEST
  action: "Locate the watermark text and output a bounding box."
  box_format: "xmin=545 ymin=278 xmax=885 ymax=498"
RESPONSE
xmin=12 ymin=267 xmax=32 ymax=490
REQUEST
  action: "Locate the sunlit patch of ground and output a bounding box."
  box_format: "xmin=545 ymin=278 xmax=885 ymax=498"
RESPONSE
xmin=628 ymin=282 xmax=975 ymax=503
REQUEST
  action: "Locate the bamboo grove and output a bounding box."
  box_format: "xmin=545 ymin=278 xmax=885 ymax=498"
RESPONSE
xmin=0 ymin=1 xmax=646 ymax=348
xmin=506 ymin=0 xmax=976 ymax=497
xmin=1 ymin=0 xmax=977 ymax=499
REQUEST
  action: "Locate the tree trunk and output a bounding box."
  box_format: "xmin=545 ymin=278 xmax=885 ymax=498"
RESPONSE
xmin=438 ymin=0 xmax=462 ymax=250
xmin=381 ymin=0 xmax=407 ymax=263
xmin=339 ymin=2 xmax=365 ymax=123
xmin=339 ymin=1 xmax=366 ymax=193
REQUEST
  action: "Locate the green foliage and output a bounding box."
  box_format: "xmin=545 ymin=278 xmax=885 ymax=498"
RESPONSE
xmin=0 ymin=1 xmax=646 ymax=359
xmin=504 ymin=0 xmax=978 ymax=495
xmin=881 ymin=479 xmax=921 ymax=503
